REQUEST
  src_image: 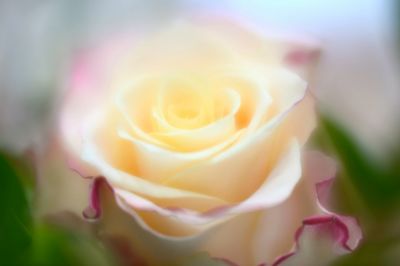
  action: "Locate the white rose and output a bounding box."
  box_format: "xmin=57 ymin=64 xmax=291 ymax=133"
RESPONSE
xmin=36 ymin=17 xmax=360 ymax=265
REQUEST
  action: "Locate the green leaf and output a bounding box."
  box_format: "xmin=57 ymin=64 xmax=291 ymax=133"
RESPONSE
xmin=333 ymin=235 xmax=400 ymax=266
xmin=0 ymin=153 xmax=33 ymax=264
xmin=0 ymin=151 xmax=113 ymax=265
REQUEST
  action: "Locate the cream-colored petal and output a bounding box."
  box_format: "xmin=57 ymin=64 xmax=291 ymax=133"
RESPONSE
xmin=103 ymin=189 xmax=285 ymax=266
xmin=111 ymin=139 xmax=301 ymax=225
xmin=81 ymin=136 xmax=229 ymax=212
xmin=211 ymin=65 xmax=273 ymax=133
xmin=115 ymin=189 xmax=229 ymax=226
xmin=227 ymin=140 xmax=301 ymax=213
xmin=114 ymin=78 xmax=172 ymax=148
xmin=117 ymin=129 xmax=242 ymax=183
xmin=35 ymin=141 xmax=92 ymax=217
xmin=162 ymin=70 xmax=308 ymax=201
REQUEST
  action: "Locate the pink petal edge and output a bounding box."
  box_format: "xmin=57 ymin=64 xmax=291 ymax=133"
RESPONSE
xmin=82 ymin=177 xmax=109 ymax=219
xmin=271 ymin=176 xmax=363 ymax=266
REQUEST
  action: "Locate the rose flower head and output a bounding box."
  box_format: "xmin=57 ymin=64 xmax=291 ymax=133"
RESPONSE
xmin=37 ymin=16 xmax=360 ymax=265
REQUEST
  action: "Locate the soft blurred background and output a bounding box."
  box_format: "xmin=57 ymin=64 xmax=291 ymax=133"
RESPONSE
xmin=0 ymin=0 xmax=399 ymax=265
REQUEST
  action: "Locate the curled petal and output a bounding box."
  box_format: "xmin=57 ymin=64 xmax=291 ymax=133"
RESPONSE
xmin=272 ymin=152 xmax=362 ymax=266
xmin=273 ymin=215 xmax=361 ymax=266
xmin=83 ymin=177 xmax=108 ymax=219
xmin=83 ymin=140 xmax=302 ymax=227
xmin=315 ymin=178 xmax=362 ymax=251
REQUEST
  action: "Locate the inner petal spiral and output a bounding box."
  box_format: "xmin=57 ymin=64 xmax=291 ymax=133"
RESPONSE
xmin=116 ymin=75 xmax=243 ymax=152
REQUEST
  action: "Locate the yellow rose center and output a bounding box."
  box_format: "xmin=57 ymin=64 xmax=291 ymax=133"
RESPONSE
xmin=158 ymin=80 xmax=213 ymax=130
xmin=115 ymin=71 xmax=256 ymax=152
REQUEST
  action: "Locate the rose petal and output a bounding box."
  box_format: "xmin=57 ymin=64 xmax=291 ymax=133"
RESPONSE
xmin=117 ymin=129 xmax=243 ymax=184
xmin=35 ymin=140 xmax=92 ymax=217
xmin=114 ymin=140 xmax=300 ymax=224
xmin=227 ymin=140 xmax=301 ymax=212
xmin=82 ymin=178 xmax=205 ymax=265
xmin=82 ymin=138 xmax=229 ymax=212
xmin=273 ymin=215 xmax=361 ymax=266
xmin=250 ymin=178 xmax=317 ymax=265
xmin=271 ymin=152 xmax=362 ymax=265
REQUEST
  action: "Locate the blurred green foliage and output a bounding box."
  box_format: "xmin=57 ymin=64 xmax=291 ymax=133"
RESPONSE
xmin=0 ymin=153 xmax=113 ymax=266
xmin=0 ymin=153 xmax=32 ymax=264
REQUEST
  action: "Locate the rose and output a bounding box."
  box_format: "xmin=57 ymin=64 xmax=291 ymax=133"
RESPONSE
xmin=37 ymin=17 xmax=360 ymax=265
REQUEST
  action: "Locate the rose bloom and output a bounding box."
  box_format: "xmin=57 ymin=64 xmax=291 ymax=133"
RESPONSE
xmin=37 ymin=17 xmax=361 ymax=265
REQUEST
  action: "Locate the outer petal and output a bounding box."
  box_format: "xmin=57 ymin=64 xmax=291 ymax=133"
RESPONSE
xmin=83 ymin=159 xmax=318 ymax=265
xmin=98 ymin=140 xmax=300 ymax=226
xmin=203 ymin=176 xmax=317 ymax=265
xmin=81 ymin=178 xmax=263 ymax=265
xmin=272 ymin=151 xmax=362 ymax=266
xmin=82 ymin=138 xmax=229 ymax=214
xmin=189 ymin=13 xmax=320 ymax=81
xmin=35 ymin=139 xmax=92 ymax=217
xmin=83 ymin=178 xmax=214 ymax=266
xmin=60 ymin=34 xmax=137 ymax=177
xmin=273 ymin=215 xmax=361 ymax=266
xmin=100 ymin=139 xmax=303 ymax=239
